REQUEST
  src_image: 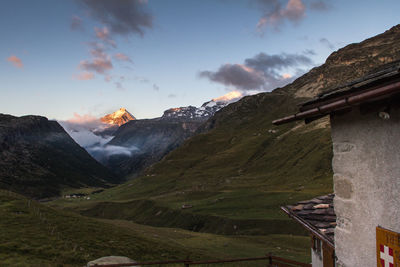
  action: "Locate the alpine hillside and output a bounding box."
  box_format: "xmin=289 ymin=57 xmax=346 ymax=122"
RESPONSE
xmin=0 ymin=114 xmax=119 ymax=199
xmin=61 ymin=25 xmax=400 ymax=237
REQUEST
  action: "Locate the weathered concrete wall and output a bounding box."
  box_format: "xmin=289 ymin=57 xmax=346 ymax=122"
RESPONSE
xmin=330 ymin=104 xmax=400 ymax=266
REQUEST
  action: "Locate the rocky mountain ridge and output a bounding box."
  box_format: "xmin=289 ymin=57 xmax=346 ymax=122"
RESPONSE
xmin=161 ymin=100 xmax=228 ymax=121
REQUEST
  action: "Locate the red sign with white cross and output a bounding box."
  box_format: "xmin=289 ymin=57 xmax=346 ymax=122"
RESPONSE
xmin=377 ymin=227 xmax=400 ymax=267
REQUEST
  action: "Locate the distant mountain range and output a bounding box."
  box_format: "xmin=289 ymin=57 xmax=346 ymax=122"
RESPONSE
xmin=94 ymin=99 xmax=236 ymax=177
xmin=60 ymin=97 xmax=239 ymax=178
xmin=161 ymin=100 xmax=228 ymax=121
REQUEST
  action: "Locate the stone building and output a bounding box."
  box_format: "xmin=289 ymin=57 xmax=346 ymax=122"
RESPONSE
xmin=273 ymin=61 xmax=400 ymax=266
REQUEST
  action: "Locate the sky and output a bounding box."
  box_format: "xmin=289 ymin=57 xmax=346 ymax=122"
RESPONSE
xmin=0 ymin=0 xmax=399 ymax=120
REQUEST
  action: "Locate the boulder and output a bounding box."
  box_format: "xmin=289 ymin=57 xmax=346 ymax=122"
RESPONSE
xmin=87 ymin=256 xmax=138 ymax=267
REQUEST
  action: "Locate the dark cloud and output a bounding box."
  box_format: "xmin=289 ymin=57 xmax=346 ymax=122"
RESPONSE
xmin=71 ymin=15 xmax=84 ymax=31
xmin=199 ymin=52 xmax=313 ymax=91
xmin=153 ymin=84 xmax=160 ymax=91
xmin=310 ymin=0 xmax=331 ymax=11
xmin=200 ymin=64 xmax=266 ymax=90
xmin=244 ymin=52 xmax=312 ymax=71
xmin=320 ymin=37 xmax=335 ymax=49
xmin=79 ymin=0 xmax=152 ymax=36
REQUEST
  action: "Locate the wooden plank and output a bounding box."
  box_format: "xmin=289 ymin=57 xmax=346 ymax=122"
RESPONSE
xmin=323 ymin=241 xmax=335 ymax=267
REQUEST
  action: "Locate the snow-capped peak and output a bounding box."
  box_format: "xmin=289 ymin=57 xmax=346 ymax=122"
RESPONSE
xmin=101 ymin=108 xmax=136 ymax=126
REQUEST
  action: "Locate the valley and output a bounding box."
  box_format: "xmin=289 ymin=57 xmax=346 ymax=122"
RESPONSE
xmin=2 ymin=18 xmax=400 ymax=266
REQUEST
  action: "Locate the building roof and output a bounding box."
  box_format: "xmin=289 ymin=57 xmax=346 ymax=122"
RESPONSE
xmin=273 ymin=61 xmax=400 ymax=125
xmin=281 ymin=194 xmax=336 ymax=248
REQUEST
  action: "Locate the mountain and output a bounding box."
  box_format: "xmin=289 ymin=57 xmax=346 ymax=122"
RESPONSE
xmin=161 ymin=100 xmax=228 ymax=121
xmin=91 ymin=100 xmax=234 ymax=177
xmin=104 ymin=118 xmax=204 ymax=177
xmin=75 ymin=25 xmax=400 ymax=236
xmin=0 ymin=114 xmax=120 ymax=198
xmin=100 ymin=108 xmax=135 ymax=126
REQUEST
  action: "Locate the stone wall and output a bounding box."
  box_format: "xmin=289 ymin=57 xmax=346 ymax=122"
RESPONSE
xmin=330 ymin=104 xmax=400 ymax=266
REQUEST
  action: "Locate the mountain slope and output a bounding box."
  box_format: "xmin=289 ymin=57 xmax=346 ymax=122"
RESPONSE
xmin=101 ymin=100 xmax=232 ymax=177
xmin=72 ymin=25 xmax=400 ymax=235
xmin=0 ymin=114 xmax=119 ymax=198
xmin=105 ymin=119 xmax=204 ymax=177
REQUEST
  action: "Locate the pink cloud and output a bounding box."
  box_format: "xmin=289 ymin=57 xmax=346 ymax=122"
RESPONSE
xmin=7 ymin=55 xmax=23 ymax=68
xmin=67 ymin=112 xmax=98 ymax=124
xmin=257 ymin=0 xmax=306 ymax=31
xmin=114 ymin=53 xmax=133 ymax=63
xmin=94 ymin=27 xmax=116 ymax=47
xmin=75 ymin=72 xmax=94 ymax=80
xmin=79 ymin=58 xmax=112 ymax=74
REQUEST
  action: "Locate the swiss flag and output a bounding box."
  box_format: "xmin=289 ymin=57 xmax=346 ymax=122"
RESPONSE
xmin=380 ymin=244 xmax=394 ymax=267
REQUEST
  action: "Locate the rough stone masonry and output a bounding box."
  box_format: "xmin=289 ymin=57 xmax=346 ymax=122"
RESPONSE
xmin=330 ymin=103 xmax=400 ymax=266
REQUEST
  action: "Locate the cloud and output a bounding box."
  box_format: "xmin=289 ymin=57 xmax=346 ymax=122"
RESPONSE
xmin=212 ymin=90 xmax=243 ymax=102
xmin=114 ymin=53 xmax=133 ymax=63
xmin=168 ymin=94 xmax=177 ymax=98
xmin=310 ymin=0 xmax=331 ymax=11
xmin=257 ymin=0 xmax=305 ymax=31
xmin=153 ymin=84 xmax=159 ymax=91
xmin=80 ymin=57 xmax=112 ymax=74
xmin=88 ymin=144 xmax=139 ymax=158
xmin=200 ymin=64 xmax=266 ymax=90
xmin=71 ymin=15 xmax=84 ymax=31
xmin=244 ymin=52 xmax=312 ymax=71
xmin=59 ymin=114 xmax=139 ymax=163
xmin=200 ymin=52 xmax=313 ymax=91
xmin=320 ymin=37 xmax=335 ymax=49
xmin=74 ymin=71 xmax=94 ymax=80
xmin=115 ymin=81 xmax=124 ymax=90
xmin=7 ymin=55 xmax=23 ymax=68
xmin=79 ymin=0 xmax=153 ymax=36
xmin=94 ymin=26 xmax=116 ymax=47
xmin=256 ymin=0 xmax=331 ymax=32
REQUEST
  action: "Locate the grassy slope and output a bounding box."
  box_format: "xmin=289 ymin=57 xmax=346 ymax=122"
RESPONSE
xmin=0 ymin=190 xmax=310 ymax=266
xmin=44 ymin=25 xmax=400 ymax=263
xmin=51 ymin=93 xmax=333 ymax=239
